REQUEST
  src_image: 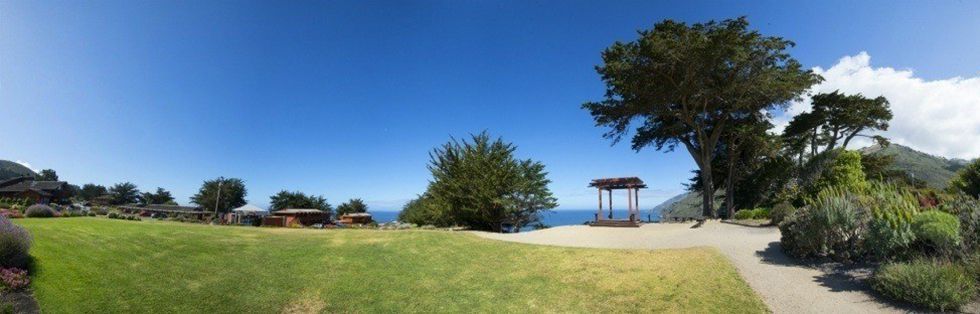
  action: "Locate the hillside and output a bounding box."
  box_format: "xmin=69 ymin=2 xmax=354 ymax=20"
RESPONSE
xmin=656 ymin=144 xmax=965 ymax=219
xmin=859 ymin=144 xmax=967 ymax=189
xmin=0 ymin=160 xmax=37 ymax=181
xmin=656 ymin=191 xmax=722 ymax=221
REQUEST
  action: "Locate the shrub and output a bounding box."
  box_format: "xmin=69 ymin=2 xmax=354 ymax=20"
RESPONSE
xmin=872 ymin=260 xmax=976 ymax=311
xmin=0 ymin=217 xmax=31 ymax=269
xmin=24 ymin=204 xmax=55 ymax=218
xmin=107 ymin=212 xmax=120 ymax=219
xmin=948 ymin=158 xmax=980 ymax=198
xmin=863 ymin=183 xmax=919 ymax=260
xmin=912 ymin=210 xmax=961 ymax=253
xmin=733 ymin=209 xmax=754 ymax=220
xmin=942 ymin=196 xmax=980 ymax=251
xmin=780 ymin=187 xmax=866 ymax=261
xmin=770 ymin=202 xmax=796 ymax=225
xmin=0 ymin=268 xmax=29 ymax=291
xmin=751 ymin=208 xmax=771 ymax=220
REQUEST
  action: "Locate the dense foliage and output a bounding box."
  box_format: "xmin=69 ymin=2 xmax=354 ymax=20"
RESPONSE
xmin=782 ymin=91 xmax=891 ymax=159
xmin=37 ymin=169 xmax=59 ymax=181
xmin=949 ymin=158 xmax=980 ymax=198
xmin=0 ymin=217 xmax=31 ymax=269
xmin=24 ymin=204 xmax=55 ymax=218
xmin=140 ymin=187 xmax=175 ymax=205
xmin=400 ymin=133 xmax=557 ymax=232
xmin=108 ymin=182 xmax=141 ymax=205
xmin=911 ymin=210 xmax=961 ymax=253
xmin=872 ymin=260 xmax=975 ymax=312
xmin=863 ymin=183 xmax=918 ymax=260
xmin=0 ymin=267 xmax=30 ymax=291
xmin=336 ymin=198 xmax=367 ymax=216
xmin=78 ymin=184 xmax=108 ymax=202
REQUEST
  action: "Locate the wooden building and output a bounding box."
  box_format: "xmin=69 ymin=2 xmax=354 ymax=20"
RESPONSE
xmin=339 ymin=212 xmax=372 ymax=225
xmin=0 ymin=176 xmax=69 ymax=204
xmin=267 ymin=209 xmax=330 ymax=227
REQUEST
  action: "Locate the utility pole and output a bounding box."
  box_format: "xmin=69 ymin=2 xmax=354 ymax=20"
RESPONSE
xmin=212 ymin=179 xmax=223 ymax=224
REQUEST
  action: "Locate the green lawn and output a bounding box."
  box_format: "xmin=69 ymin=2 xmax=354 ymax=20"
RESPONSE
xmin=16 ymin=218 xmax=767 ymax=313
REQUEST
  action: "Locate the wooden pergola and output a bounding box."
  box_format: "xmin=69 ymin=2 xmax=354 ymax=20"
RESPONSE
xmin=589 ymin=177 xmax=646 ymax=227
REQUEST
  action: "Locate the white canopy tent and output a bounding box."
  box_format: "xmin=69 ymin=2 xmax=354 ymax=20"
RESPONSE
xmin=231 ymin=204 xmax=269 ymax=225
xmin=232 ymin=204 xmax=269 ymax=214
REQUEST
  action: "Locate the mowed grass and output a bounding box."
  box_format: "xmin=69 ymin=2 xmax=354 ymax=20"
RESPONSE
xmin=17 ymin=218 xmax=767 ymax=313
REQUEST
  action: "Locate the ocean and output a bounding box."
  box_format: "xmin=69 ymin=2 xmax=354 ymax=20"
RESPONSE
xmin=370 ymin=209 xmax=660 ymax=231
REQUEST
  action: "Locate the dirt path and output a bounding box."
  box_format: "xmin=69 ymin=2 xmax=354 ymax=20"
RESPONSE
xmin=475 ymin=221 xmax=908 ymax=314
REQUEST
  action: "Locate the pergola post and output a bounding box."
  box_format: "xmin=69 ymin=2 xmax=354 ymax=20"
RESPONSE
xmin=634 ymin=188 xmax=640 ymax=219
xmin=607 ymin=189 xmax=613 ymax=219
xmin=627 ymin=188 xmax=633 ymax=220
xmin=597 ymin=187 xmax=603 ymax=221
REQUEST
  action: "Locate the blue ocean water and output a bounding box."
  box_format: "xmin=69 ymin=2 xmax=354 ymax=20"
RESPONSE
xmin=370 ymin=209 xmax=659 ymax=230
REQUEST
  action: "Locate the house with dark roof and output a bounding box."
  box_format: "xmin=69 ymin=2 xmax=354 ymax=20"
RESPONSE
xmin=0 ymin=176 xmax=70 ymax=204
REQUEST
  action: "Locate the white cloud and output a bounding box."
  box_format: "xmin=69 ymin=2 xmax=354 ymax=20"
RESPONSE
xmin=14 ymin=160 xmax=39 ymax=173
xmin=774 ymin=52 xmax=980 ymax=159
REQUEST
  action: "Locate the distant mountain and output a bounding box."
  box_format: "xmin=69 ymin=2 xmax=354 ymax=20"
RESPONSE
xmin=0 ymin=160 xmax=37 ymax=181
xmin=859 ymin=144 xmax=967 ymax=189
xmin=655 ymin=191 xmax=722 ymax=221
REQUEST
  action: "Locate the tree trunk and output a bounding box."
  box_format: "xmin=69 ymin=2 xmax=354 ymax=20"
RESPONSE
xmin=701 ymin=163 xmax=715 ymax=218
xmin=725 ymin=163 xmax=735 ymax=219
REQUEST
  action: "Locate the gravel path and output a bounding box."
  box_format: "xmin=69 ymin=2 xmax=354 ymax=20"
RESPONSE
xmin=474 ymin=221 xmax=909 ymax=314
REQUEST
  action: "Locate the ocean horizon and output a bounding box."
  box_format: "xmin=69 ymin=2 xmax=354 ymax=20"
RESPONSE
xmin=370 ymin=209 xmax=661 ymax=230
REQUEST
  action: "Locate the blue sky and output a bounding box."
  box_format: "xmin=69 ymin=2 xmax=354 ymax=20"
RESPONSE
xmin=2 ymin=1 xmax=979 ymax=210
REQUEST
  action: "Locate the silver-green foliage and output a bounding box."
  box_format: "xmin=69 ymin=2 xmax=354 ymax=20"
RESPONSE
xmin=780 ymin=187 xmax=866 ymax=261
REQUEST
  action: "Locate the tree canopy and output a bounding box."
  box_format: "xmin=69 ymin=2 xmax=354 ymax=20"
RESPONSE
xmin=78 ymin=184 xmax=108 ymax=202
xmin=108 ymin=182 xmax=140 ymax=205
xmin=782 ymin=91 xmax=891 ymax=159
xmin=190 ymin=177 xmax=247 ymax=213
xmin=336 ymin=198 xmax=367 ymax=216
xmin=38 ymin=169 xmax=58 ymax=181
xmin=141 ymin=187 xmax=176 ymax=205
xmin=400 ymin=132 xmax=557 ymax=232
xmin=949 ymin=159 xmax=980 ymax=198
xmin=269 ymin=190 xmax=332 ymax=213
xmin=583 ymin=17 xmax=820 ymax=217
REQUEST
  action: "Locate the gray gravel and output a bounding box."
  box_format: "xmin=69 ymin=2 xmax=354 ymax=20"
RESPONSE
xmin=475 ymin=220 xmax=910 ymax=314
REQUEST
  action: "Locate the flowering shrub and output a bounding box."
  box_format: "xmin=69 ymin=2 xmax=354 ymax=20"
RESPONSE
xmin=24 ymin=205 xmax=55 ymax=218
xmin=0 ymin=217 xmax=31 ymax=269
xmin=0 ymin=210 xmax=23 ymax=219
xmin=0 ymin=268 xmax=29 ymax=291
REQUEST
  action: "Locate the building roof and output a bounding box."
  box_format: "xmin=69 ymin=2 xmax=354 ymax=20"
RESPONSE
xmin=0 ymin=177 xmax=67 ymax=193
xmin=272 ymin=209 xmax=326 ymax=215
xmin=118 ymin=204 xmax=204 ymax=214
xmin=588 ymin=177 xmax=647 ymax=189
xmin=340 ymin=213 xmax=372 ymax=217
xmin=232 ymin=204 xmax=268 ymax=213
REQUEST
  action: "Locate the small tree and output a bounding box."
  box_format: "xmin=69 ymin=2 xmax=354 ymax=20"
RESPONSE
xmin=190 ymin=177 xmax=247 ymax=213
xmin=336 ymin=198 xmax=368 ymax=216
xmin=424 ymin=132 xmax=557 ymax=232
xmin=949 ymin=159 xmax=980 ymax=198
xmin=108 ymin=182 xmax=141 ymax=205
